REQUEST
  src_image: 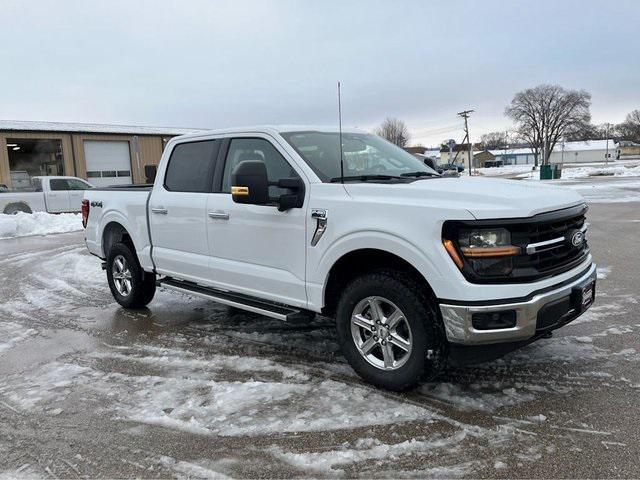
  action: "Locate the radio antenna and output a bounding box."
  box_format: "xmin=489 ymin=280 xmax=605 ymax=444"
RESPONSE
xmin=337 ymin=81 xmax=344 ymax=183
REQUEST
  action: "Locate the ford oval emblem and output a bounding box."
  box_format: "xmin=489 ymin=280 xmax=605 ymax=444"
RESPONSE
xmin=571 ymin=231 xmax=584 ymax=247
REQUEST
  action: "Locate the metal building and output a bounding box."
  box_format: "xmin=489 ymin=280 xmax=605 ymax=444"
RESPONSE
xmin=0 ymin=120 xmax=200 ymax=188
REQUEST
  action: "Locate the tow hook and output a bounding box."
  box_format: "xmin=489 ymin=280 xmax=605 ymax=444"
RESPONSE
xmin=101 ymin=261 xmax=107 ymax=271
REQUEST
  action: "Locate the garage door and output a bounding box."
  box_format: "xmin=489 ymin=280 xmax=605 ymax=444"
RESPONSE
xmin=84 ymin=141 xmax=132 ymax=187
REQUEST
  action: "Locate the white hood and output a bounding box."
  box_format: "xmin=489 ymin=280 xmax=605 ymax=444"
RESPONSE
xmin=344 ymin=177 xmax=585 ymax=219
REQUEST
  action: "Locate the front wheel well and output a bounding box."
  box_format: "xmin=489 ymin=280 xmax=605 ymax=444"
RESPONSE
xmin=322 ymin=248 xmax=437 ymax=317
xmin=102 ymin=222 xmax=134 ymax=258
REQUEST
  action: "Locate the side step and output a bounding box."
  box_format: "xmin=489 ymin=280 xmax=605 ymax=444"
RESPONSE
xmin=158 ymin=277 xmax=315 ymax=323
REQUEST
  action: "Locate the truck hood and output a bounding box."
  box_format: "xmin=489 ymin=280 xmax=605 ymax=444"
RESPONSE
xmin=343 ymin=177 xmax=585 ymax=219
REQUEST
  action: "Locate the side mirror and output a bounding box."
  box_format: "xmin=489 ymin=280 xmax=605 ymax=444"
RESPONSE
xmin=276 ymin=177 xmax=305 ymax=211
xmin=231 ymin=160 xmax=269 ymax=205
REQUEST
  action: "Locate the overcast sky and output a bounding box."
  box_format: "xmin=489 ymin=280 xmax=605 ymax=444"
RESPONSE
xmin=1 ymin=0 xmax=638 ymax=146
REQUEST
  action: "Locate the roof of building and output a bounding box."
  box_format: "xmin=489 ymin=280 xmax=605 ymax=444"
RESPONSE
xmin=440 ymin=143 xmax=471 ymax=153
xmin=489 ymin=139 xmax=617 ymax=157
xmin=0 ymin=119 xmax=204 ymax=136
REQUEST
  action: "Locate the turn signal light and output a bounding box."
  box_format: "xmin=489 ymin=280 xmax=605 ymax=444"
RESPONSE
xmin=443 ymin=239 xmax=464 ymax=269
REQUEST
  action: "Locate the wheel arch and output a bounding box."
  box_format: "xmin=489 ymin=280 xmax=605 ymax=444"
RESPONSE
xmin=3 ymin=201 xmax=33 ymax=214
xmin=102 ymin=221 xmax=135 ymax=258
xmin=322 ymin=248 xmax=438 ymax=317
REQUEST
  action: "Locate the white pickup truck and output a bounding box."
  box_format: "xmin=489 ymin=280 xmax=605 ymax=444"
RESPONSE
xmin=83 ymin=126 xmax=596 ymax=390
xmin=0 ymin=176 xmax=93 ymax=214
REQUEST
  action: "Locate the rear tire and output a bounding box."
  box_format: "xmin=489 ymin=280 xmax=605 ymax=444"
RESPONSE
xmin=106 ymin=242 xmax=156 ymax=308
xmin=335 ymin=270 xmax=446 ymax=391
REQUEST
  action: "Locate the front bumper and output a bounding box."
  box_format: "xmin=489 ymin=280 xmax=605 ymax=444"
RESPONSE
xmin=439 ymin=263 xmax=597 ymax=345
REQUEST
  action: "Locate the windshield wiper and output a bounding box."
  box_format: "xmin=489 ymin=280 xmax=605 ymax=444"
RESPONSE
xmin=400 ymin=171 xmax=440 ymax=178
xmin=329 ymin=174 xmax=407 ymax=183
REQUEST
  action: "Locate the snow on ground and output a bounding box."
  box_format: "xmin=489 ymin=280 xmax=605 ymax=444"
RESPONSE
xmin=514 ymin=162 xmax=640 ymax=180
xmin=0 ymin=321 xmax=38 ymax=354
xmin=1 ymin=227 xmax=638 ymax=476
xmin=0 ymin=212 xmax=82 ymax=239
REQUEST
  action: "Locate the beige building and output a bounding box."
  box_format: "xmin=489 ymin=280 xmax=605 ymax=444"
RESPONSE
xmin=439 ymin=144 xmax=473 ymax=168
xmin=617 ymin=141 xmax=640 ymax=161
xmin=0 ymin=120 xmax=201 ymax=188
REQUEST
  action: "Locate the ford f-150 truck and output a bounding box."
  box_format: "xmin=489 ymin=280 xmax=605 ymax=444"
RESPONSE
xmin=83 ymin=126 xmax=596 ymax=390
xmin=1 ymin=176 xmax=93 ymax=214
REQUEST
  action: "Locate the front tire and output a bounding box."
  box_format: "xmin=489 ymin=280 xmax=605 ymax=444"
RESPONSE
xmin=336 ymin=270 xmax=446 ymax=391
xmin=106 ymin=242 xmax=156 ymax=308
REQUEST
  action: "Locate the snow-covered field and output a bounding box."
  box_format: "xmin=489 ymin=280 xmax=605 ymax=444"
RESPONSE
xmin=0 ymin=212 xmax=82 ymax=239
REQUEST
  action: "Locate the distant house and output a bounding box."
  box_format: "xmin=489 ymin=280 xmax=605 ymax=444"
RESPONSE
xmin=616 ymin=141 xmax=640 ymax=161
xmin=440 ymin=144 xmax=472 ymax=168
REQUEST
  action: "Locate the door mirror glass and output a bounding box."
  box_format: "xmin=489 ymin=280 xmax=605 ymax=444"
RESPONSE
xmin=231 ymin=160 xmax=269 ymax=205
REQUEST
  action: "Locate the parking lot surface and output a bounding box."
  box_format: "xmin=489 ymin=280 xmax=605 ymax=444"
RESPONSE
xmin=0 ymin=176 xmax=639 ymax=478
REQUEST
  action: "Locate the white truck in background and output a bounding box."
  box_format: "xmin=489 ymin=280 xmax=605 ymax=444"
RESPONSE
xmin=0 ymin=176 xmax=93 ymax=214
xmin=83 ymin=126 xmax=597 ymax=390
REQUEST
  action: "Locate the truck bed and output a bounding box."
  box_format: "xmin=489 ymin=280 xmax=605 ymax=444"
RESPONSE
xmin=91 ymin=184 xmax=154 ymax=192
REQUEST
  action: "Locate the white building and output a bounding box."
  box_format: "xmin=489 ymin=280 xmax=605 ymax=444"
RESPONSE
xmin=488 ymin=140 xmax=616 ymax=166
xmin=549 ymin=140 xmax=616 ymax=164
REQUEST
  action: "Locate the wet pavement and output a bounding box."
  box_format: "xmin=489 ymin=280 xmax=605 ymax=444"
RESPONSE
xmin=0 ymin=179 xmax=639 ymax=478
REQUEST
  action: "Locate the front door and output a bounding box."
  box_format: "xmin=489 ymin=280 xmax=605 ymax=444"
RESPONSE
xmin=66 ymin=178 xmax=93 ymax=212
xmin=148 ymin=139 xmax=219 ymax=284
xmin=47 ymin=178 xmax=71 ymax=212
xmin=206 ymin=137 xmax=307 ymax=307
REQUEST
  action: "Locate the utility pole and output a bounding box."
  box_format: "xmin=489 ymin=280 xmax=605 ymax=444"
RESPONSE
xmin=458 ymin=110 xmax=474 ymax=176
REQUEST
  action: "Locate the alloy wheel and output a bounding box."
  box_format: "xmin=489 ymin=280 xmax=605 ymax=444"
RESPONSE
xmin=350 ymin=296 xmax=413 ymax=370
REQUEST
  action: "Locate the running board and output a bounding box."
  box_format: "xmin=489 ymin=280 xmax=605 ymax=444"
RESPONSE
xmin=158 ymin=278 xmax=314 ymax=323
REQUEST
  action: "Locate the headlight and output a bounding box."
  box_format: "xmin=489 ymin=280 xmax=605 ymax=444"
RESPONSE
xmin=458 ymin=228 xmax=519 ymax=256
xmin=443 ymin=228 xmax=520 ymax=277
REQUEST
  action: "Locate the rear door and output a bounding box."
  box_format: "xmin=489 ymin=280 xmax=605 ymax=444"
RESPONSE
xmin=148 ymin=139 xmax=219 ymax=284
xmin=205 ymin=136 xmax=308 ymax=307
xmin=46 ymin=179 xmax=72 ymax=212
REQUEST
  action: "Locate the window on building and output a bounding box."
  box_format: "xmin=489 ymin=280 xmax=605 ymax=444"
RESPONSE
xmin=7 ymin=138 xmax=65 ymax=190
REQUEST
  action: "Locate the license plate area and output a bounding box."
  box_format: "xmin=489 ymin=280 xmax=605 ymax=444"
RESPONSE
xmin=572 ymin=279 xmax=595 ymax=311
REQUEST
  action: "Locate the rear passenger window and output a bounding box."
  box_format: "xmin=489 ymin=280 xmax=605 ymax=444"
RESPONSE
xmin=50 ymin=179 xmax=70 ymax=191
xmin=165 ymin=140 xmax=218 ymax=192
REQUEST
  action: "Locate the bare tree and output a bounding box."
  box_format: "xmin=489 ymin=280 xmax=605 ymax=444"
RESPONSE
xmin=375 ymin=118 xmax=410 ymax=147
xmin=505 ymin=84 xmax=591 ymax=166
xmin=618 ymin=109 xmax=640 ymax=142
xmin=479 ymin=131 xmax=510 ymax=150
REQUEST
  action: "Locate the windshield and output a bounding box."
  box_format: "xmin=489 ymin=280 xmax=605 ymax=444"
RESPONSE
xmin=281 ymin=131 xmax=438 ymax=182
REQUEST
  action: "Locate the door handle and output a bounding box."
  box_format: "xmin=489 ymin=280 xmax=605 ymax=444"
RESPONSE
xmin=208 ymin=211 xmax=230 ymax=220
xmin=151 ymin=207 xmax=168 ymax=214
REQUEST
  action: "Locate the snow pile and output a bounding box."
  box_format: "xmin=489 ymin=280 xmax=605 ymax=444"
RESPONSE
xmin=0 ymin=212 xmax=82 ymax=239
xmin=516 ymin=163 xmax=640 ymax=180
xmin=476 ymin=165 xmax=533 ymax=177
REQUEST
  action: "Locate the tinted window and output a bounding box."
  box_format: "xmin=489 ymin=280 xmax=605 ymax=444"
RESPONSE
xmin=165 ymin=140 xmax=218 ymax=192
xmin=222 ymin=138 xmax=298 ymax=197
xmin=67 ymin=179 xmax=92 ymax=190
xmin=49 ymin=179 xmax=70 ymax=191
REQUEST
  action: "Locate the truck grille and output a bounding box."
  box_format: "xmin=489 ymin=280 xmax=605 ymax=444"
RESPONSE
xmin=443 ymin=204 xmax=591 ymax=284
xmin=510 ymin=206 xmax=589 ymax=281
